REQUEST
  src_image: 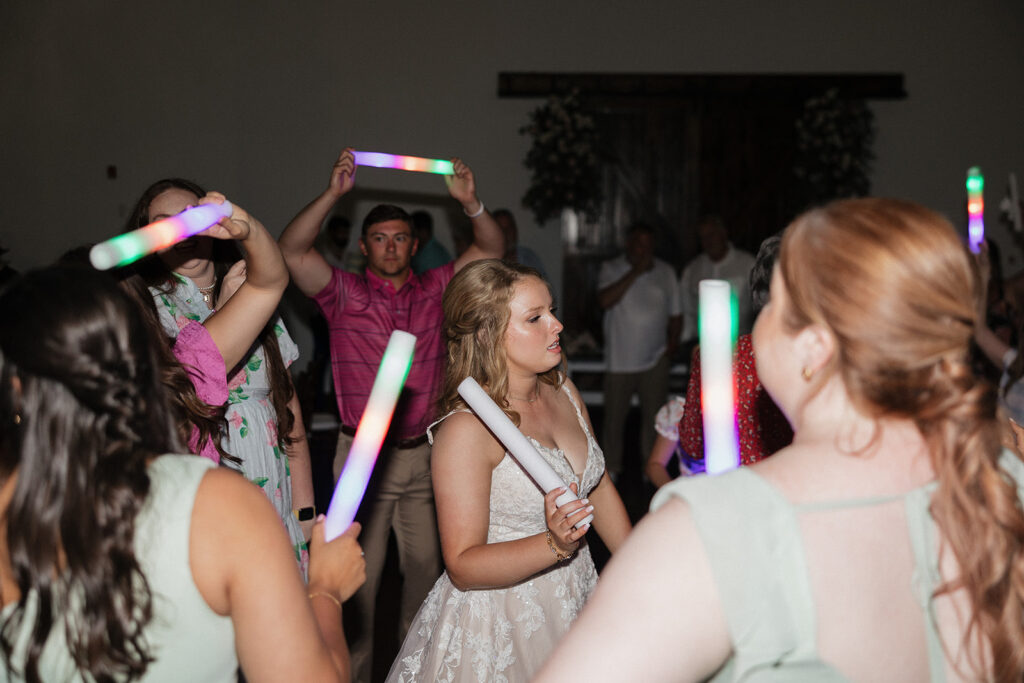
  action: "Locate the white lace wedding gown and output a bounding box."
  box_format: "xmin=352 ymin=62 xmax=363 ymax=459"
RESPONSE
xmin=386 ymin=384 xmax=604 ymax=682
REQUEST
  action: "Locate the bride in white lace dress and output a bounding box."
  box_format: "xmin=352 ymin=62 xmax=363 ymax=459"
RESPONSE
xmin=387 ymin=259 xmax=632 ymax=682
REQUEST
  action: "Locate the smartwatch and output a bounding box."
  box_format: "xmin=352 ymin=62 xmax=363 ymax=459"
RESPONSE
xmin=293 ymin=506 xmax=316 ymax=522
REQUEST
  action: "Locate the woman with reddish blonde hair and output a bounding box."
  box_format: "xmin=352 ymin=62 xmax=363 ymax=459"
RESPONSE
xmin=538 ymin=198 xmax=1024 ymax=682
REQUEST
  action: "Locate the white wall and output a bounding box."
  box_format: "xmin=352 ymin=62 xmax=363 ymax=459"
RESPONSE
xmin=3 ymin=0 xmax=1023 ymax=314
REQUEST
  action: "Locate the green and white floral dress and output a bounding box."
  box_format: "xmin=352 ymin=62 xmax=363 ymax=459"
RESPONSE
xmin=152 ymin=274 xmax=309 ymax=575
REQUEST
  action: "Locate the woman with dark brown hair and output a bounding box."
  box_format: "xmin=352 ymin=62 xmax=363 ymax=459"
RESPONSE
xmin=0 ymin=265 xmax=365 ymax=681
xmin=539 ymin=198 xmax=1024 ymax=682
xmin=127 ymin=178 xmax=315 ymax=572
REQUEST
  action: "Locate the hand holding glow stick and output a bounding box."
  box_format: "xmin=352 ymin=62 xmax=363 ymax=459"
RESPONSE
xmin=457 ymin=377 xmax=593 ymax=528
xmin=324 ymin=331 xmax=417 ymax=541
xmin=90 ymin=201 xmax=234 ymax=270
xmin=353 ymin=151 xmax=454 ymax=175
xmin=699 ymin=280 xmax=740 ymax=474
xmin=967 ymin=166 xmax=985 ymax=254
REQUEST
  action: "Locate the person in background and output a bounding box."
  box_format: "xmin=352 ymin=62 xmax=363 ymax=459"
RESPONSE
xmin=316 ymin=214 xmax=366 ymax=274
xmin=538 ymin=198 xmax=1024 ymax=682
xmin=677 ymin=235 xmax=792 ymax=467
xmin=597 ymin=222 xmax=681 ymax=482
xmin=494 ymin=208 xmax=547 ymax=279
xmin=410 ymin=210 xmax=452 ymax=274
xmin=678 ymin=215 xmax=755 ymax=346
xmin=644 ymin=395 xmax=699 ymax=488
xmin=973 ymin=242 xmax=1024 ymax=427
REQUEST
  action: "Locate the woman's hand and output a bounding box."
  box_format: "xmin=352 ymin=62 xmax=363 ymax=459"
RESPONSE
xmin=197 ymin=192 xmax=258 ymax=242
xmin=216 ymin=260 xmax=247 ymax=309
xmin=544 ymin=483 xmax=592 ymax=557
xmin=307 ymin=519 xmax=366 ymax=603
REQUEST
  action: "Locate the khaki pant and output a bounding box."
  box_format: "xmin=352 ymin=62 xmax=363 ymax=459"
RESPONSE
xmin=602 ymin=353 xmax=670 ymax=476
xmin=334 ymin=432 xmax=442 ymax=683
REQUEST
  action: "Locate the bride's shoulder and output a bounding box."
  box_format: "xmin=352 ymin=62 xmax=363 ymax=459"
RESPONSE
xmin=432 ymin=410 xmax=505 ymax=463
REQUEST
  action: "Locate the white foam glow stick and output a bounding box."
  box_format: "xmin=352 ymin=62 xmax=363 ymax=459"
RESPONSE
xmin=324 ymin=331 xmax=417 ymax=541
xmin=699 ymin=280 xmax=740 ymax=474
xmin=458 ymin=377 xmax=593 ymax=528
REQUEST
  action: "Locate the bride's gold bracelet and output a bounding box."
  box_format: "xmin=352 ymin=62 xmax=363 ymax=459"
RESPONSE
xmin=546 ymin=530 xmax=574 ymax=562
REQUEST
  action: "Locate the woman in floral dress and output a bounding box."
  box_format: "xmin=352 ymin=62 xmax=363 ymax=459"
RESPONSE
xmin=127 ymin=178 xmax=314 ymax=574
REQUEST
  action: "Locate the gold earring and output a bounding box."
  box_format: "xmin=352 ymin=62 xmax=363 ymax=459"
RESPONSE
xmin=13 ymin=413 xmax=21 ymax=425
xmin=801 ymin=366 xmax=813 ymax=381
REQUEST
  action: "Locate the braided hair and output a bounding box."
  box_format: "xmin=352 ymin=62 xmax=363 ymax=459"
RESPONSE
xmin=0 ymin=266 xmax=180 ymax=681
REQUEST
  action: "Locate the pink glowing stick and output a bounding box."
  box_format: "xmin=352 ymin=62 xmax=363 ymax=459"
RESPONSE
xmin=353 ymin=151 xmax=454 ymax=175
xmin=457 ymin=377 xmax=593 ymax=528
xmin=699 ymin=280 xmax=740 ymax=474
xmin=324 ymin=330 xmax=417 ymax=541
xmin=89 ymin=201 xmax=234 ymax=270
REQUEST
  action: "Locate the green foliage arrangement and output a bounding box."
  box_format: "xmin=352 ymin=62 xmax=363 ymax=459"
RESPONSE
xmin=793 ymin=88 xmax=876 ymax=206
xmin=519 ymin=90 xmax=604 ymax=224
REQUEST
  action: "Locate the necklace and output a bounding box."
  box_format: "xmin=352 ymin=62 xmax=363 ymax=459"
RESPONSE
xmin=197 ymin=283 xmax=216 ymax=307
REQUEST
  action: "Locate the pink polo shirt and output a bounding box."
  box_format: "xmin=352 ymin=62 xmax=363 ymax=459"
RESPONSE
xmin=314 ymin=263 xmax=455 ymax=441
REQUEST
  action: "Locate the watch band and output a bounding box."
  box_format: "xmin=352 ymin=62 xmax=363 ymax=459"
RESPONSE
xmin=293 ymin=506 xmax=315 ymax=521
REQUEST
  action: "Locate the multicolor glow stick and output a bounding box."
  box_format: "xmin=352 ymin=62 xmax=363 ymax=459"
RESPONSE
xmin=967 ymin=166 xmax=984 ymax=254
xmin=457 ymin=377 xmax=593 ymax=528
xmin=699 ymin=280 xmax=740 ymax=474
xmin=353 ymin=151 xmax=454 ymax=175
xmin=89 ymin=201 xmax=234 ymax=270
xmin=324 ymin=330 xmax=417 ymax=541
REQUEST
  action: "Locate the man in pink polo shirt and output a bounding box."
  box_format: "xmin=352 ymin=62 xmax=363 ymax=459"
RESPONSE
xmin=279 ymin=148 xmax=504 ymax=682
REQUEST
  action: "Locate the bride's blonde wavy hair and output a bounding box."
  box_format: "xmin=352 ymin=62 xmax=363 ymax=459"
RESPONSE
xmin=780 ymin=198 xmax=1024 ymax=681
xmin=438 ymin=259 xmax=563 ymax=426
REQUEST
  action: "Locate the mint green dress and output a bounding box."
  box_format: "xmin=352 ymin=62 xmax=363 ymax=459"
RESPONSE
xmin=650 ymin=451 xmax=1024 ymax=682
xmin=2 ymin=456 xmax=237 ymax=681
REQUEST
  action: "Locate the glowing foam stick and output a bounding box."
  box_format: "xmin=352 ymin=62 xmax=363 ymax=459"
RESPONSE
xmin=967 ymin=166 xmax=984 ymax=254
xmin=699 ymin=280 xmax=740 ymax=474
xmin=324 ymin=331 xmax=417 ymax=541
xmin=457 ymin=377 xmax=594 ymax=528
xmin=89 ymin=201 xmax=234 ymax=270
xmin=353 ymin=151 xmax=454 ymax=175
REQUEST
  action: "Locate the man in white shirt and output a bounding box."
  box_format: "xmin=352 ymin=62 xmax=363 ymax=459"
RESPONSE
xmin=597 ymin=223 xmax=682 ymax=480
xmin=679 ymin=216 xmax=756 ymax=343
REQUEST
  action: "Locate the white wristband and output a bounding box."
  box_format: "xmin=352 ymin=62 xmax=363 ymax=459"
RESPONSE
xmin=464 ymin=200 xmax=485 ymax=218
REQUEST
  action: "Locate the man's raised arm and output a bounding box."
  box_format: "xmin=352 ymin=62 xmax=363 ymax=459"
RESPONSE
xmin=279 ymin=149 xmax=357 ymax=296
xmin=448 ymin=158 xmax=505 ymax=274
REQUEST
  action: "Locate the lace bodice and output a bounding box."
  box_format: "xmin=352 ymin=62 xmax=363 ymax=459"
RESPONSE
xmin=393 ymin=382 xmax=604 ymax=681
xmin=429 ymin=383 xmax=604 ymax=543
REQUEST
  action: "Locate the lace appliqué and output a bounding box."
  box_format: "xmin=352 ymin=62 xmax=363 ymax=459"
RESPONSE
xmin=388 ymin=383 xmax=604 ymax=682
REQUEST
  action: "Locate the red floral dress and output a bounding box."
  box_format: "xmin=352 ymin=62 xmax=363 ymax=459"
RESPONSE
xmin=678 ymin=334 xmax=792 ymax=466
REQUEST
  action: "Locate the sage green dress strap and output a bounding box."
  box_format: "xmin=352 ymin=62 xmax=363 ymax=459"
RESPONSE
xmin=652 ymin=468 xmax=846 ymax=681
xmin=651 ymin=450 xmax=1024 ymax=681
xmin=649 ymin=450 xmax=1022 ymax=682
